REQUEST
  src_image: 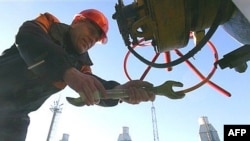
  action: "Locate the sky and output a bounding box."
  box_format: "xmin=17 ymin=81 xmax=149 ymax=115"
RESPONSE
xmin=0 ymin=0 xmax=249 ymax=141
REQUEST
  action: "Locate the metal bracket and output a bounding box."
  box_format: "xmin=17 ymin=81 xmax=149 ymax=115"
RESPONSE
xmin=216 ymin=44 xmax=250 ymax=73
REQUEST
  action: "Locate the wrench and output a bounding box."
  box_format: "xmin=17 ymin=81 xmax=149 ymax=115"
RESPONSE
xmin=66 ymin=80 xmax=185 ymax=106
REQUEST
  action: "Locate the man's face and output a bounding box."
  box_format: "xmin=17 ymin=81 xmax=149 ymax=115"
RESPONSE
xmin=70 ymin=19 xmax=102 ymax=54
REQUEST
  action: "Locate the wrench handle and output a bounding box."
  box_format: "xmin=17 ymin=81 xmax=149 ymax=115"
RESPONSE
xmin=66 ymin=88 xmax=156 ymax=106
xmin=104 ymin=89 xmax=128 ymax=99
xmin=66 ymin=81 xmax=185 ymax=106
xmin=105 ymin=88 xmax=157 ymax=98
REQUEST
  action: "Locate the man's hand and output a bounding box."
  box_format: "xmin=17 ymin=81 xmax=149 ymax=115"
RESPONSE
xmin=63 ymin=68 xmax=106 ymax=106
xmin=115 ymin=80 xmax=155 ymax=104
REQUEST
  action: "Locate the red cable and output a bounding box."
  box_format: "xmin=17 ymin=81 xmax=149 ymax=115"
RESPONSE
xmin=123 ymin=38 xmax=231 ymax=97
xmin=175 ymin=46 xmax=231 ymax=97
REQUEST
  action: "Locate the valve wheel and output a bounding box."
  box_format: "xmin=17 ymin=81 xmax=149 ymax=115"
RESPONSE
xmin=123 ymin=39 xmax=231 ymax=97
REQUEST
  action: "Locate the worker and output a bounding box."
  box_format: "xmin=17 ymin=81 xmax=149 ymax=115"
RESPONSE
xmin=0 ymin=9 xmax=155 ymax=141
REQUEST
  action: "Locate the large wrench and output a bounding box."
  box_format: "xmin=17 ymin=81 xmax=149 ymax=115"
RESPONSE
xmin=66 ymin=80 xmax=185 ymax=106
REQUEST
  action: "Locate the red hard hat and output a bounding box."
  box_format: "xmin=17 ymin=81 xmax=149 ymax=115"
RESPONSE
xmin=74 ymin=9 xmax=108 ymax=44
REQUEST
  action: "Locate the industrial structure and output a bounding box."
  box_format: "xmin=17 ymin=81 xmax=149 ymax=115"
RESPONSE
xmin=117 ymin=126 xmax=132 ymax=141
xmin=59 ymin=133 xmax=69 ymax=141
xmin=46 ymin=99 xmax=63 ymax=141
xmin=198 ymin=116 xmax=220 ymax=141
xmin=151 ymin=103 xmax=160 ymax=141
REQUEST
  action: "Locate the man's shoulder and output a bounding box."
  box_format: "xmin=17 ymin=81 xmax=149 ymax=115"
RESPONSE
xmin=35 ymin=12 xmax=60 ymax=23
xmin=33 ymin=12 xmax=60 ymax=33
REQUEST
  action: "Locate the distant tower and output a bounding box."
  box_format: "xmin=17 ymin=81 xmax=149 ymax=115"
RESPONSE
xmin=117 ymin=126 xmax=132 ymax=141
xmin=151 ymin=103 xmax=159 ymax=141
xmin=46 ymin=99 xmax=63 ymax=141
xmin=60 ymin=133 xmax=69 ymax=141
xmin=198 ymin=116 xmax=220 ymax=141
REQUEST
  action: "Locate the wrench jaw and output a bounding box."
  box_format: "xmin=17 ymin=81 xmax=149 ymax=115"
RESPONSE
xmin=66 ymin=91 xmax=101 ymax=107
xmin=164 ymin=91 xmax=186 ymax=99
xmin=155 ymin=81 xmax=186 ymax=99
xmin=66 ymin=97 xmax=85 ymax=107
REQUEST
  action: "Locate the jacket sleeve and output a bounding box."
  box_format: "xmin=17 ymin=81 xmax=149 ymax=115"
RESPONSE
xmin=15 ymin=21 xmax=72 ymax=81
